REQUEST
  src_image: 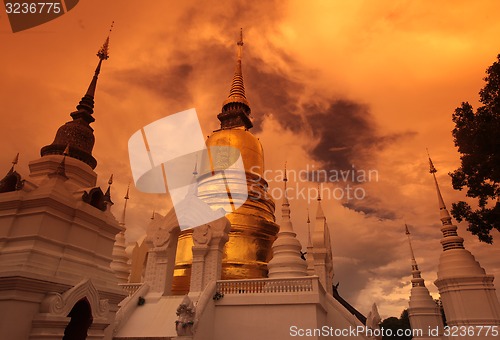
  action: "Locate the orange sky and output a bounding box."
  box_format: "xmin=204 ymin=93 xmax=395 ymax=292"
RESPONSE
xmin=1 ymin=0 xmax=499 ymax=318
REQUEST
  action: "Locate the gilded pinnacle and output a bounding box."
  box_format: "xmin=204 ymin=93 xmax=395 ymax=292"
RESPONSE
xmin=222 ymin=29 xmax=249 ymax=107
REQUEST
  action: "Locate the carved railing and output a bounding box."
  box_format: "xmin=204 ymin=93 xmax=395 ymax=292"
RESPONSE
xmin=216 ymin=276 xmax=316 ymax=295
xmin=118 ymin=282 xmax=143 ymax=296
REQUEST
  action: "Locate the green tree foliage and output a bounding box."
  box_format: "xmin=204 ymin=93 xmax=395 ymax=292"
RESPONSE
xmin=450 ymin=54 xmax=500 ymax=243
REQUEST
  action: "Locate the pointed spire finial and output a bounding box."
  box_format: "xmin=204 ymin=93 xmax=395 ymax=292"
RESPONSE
xmin=151 ymin=209 xmax=155 ymax=220
xmin=426 ymin=148 xmax=437 ymax=174
xmin=9 ymin=153 xmax=19 ymax=173
xmin=120 ymin=183 xmax=130 ymax=226
xmin=405 ymin=223 xmax=424 ymax=286
xmin=77 ymin=22 xmax=114 ymax=115
xmin=238 ymin=27 xmax=243 ymax=46
xmin=63 ymin=145 xmax=70 ymax=156
xmin=307 ymin=207 xmax=312 ymax=247
xmin=317 ymin=182 xmax=322 ymax=201
xmin=193 ymin=159 xmax=198 ymax=176
xmin=0 ymin=153 xmax=24 ymax=192
xmin=12 ymin=153 xmax=19 ymax=167
xmin=218 ymin=28 xmax=252 ymax=129
xmin=405 ymin=223 xmax=416 ymax=261
xmin=124 ymin=182 xmax=130 ymax=200
xmin=426 ymin=153 xmax=465 ymax=251
xmin=50 ymin=154 xmax=68 ymax=179
xmin=104 ymin=174 xmax=114 ymax=202
xmin=96 ymin=21 xmax=113 ymax=61
xmin=283 ymin=161 xmax=289 ymax=202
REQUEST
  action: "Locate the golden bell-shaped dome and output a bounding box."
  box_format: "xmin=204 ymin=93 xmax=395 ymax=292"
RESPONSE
xmin=171 ymin=128 xmax=279 ymax=294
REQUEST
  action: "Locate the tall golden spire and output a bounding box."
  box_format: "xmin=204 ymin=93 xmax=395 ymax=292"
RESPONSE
xmin=217 ymin=28 xmax=253 ymax=129
xmin=223 ymin=28 xmax=249 ymax=107
xmin=40 ymin=22 xmax=113 ymax=169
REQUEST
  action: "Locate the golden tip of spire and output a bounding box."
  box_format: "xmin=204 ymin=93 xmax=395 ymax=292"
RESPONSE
xmin=108 ymin=174 xmax=113 ymax=185
xmin=284 ymin=161 xmax=287 ymax=182
xmin=405 ymin=223 xmax=410 ymax=235
xmin=317 ymin=182 xmax=321 ymax=201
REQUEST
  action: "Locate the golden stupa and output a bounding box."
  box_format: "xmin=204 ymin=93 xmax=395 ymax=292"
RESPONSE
xmin=171 ymin=30 xmax=279 ymax=294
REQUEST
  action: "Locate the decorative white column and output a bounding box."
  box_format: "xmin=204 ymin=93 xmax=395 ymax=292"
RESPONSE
xmin=143 ymin=210 xmax=180 ymax=295
xmin=189 ymin=216 xmax=231 ymax=293
xmin=311 ymin=189 xmax=334 ymax=294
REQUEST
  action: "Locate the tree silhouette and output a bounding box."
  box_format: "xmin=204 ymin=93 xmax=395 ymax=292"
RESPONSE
xmin=380 ymin=309 xmax=412 ymax=339
xmin=450 ymin=53 xmax=500 ymax=243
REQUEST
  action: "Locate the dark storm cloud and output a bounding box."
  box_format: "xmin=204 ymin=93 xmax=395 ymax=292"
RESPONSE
xmin=343 ymin=198 xmax=398 ymax=220
xmin=113 ymin=52 xmax=194 ymax=107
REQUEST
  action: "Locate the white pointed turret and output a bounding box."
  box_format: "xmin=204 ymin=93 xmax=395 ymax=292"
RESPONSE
xmin=428 ymin=154 xmax=500 ymax=334
xmin=267 ymin=164 xmax=307 ymax=278
xmin=111 ymin=184 xmax=131 ymax=283
xmin=405 ymin=224 xmax=445 ymax=339
xmin=305 ymin=209 xmax=315 ymax=276
xmin=311 ymin=184 xmax=334 ymax=293
xmin=406 ymin=224 xmax=425 ymax=288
